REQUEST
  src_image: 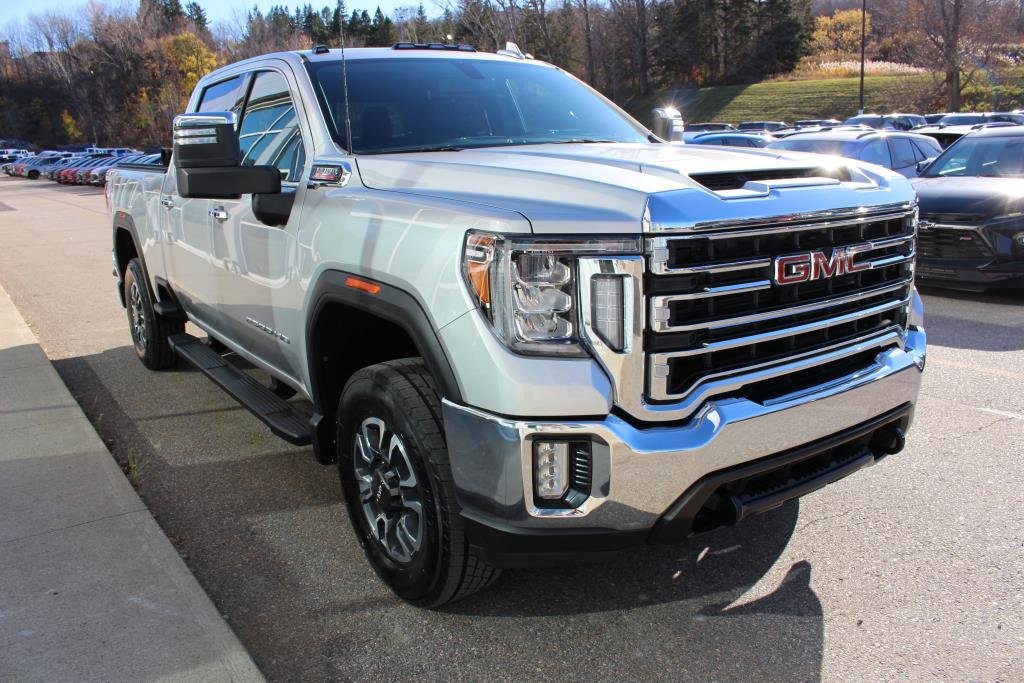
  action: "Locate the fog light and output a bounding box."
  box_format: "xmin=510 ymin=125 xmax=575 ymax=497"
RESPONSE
xmin=533 ymin=441 xmax=569 ymax=500
xmin=591 ymin=275 xmax=626 ymax=351
xmin=1014 ymin=232 xmax=1024 ymax=247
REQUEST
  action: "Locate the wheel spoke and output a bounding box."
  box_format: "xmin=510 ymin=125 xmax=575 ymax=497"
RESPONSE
xmin=372 ymin=512 xmax=388 ymax=541
xmin=356 ymin=473 xmax=373 ymax=501
xmin=396 ymin=517 xmax=417 ymax=557
xmin=400 ymin=491 xmax=422 ymax=517
xmin=355 ymin=434 xmax=375 ymax=468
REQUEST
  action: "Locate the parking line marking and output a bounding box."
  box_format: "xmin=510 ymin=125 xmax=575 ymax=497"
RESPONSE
xmin=974 ymin=407 xmax=1024 ymax=421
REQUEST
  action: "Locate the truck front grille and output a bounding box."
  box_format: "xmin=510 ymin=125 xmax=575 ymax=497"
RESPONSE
xmin=916 ymin=226 xmax=991 ymax=260
xmin=645 ymin=208 xmax=916 ymax=402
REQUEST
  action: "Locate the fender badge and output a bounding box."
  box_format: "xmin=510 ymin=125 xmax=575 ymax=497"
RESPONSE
xmin=309 ymin=161 xmax=351 ymax=187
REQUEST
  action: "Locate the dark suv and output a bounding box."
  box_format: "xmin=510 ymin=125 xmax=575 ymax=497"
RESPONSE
xmin=912 ymin=125 xmax=1024 ymax=290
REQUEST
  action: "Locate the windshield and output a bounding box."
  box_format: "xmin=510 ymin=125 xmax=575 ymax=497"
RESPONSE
xmin=305 ymin=57 xmax=648 ymax=154
xmin=924 ymin=135 xmax=1024 ymax=177
xmin=768 ymin=138 xmax=858 ymax=156
xmin=845 ymin=116 xmax=881 ymax=127
xmin=938 ymin=114 xmax=985 ymax=126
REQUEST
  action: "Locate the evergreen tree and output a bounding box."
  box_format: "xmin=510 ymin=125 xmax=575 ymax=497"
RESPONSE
xmin=185 ymin=2 xmax=209 ymax=34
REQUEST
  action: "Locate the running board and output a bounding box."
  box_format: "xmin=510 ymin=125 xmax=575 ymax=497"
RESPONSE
xmin=168 ymin=333 xmax=311 ymax=445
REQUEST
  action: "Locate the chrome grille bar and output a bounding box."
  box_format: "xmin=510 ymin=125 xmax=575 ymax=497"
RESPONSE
xmin=651 ymin=276 xmax=914 ymax=333
xmin=654 ymin=296 xmax=910 ymax=361
xmin=660 ymin=279 xmax=772 ymax=302
xmin=651 ymin=247 xmax=914 ymax=317
xmin=649 ymin=211 xmax=914 ymax=274
xmin=648 ymin=328 xmax=906 ymax=404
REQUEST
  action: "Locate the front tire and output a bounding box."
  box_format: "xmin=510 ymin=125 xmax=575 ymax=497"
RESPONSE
xmin=124 ymin=258 xmax=183 ymax=370
xmin=337 ymin=359 xmax=499 ymax=607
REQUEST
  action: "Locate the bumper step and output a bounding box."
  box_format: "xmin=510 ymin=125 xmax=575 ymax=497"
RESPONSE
xmin=168 ymin=333 xmax=311 ymax=445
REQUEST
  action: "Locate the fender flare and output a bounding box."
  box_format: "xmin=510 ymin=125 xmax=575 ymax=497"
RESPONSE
xmin=112 ymin=212 xmax=183 ymax=317
xmin=305 ymin=270 xmax=464 ymax=410
xmin=112 ymin=212 xmax=148 ymax=307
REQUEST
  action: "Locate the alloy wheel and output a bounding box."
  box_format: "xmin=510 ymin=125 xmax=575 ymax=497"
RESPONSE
xmin=352 ymin=416 xmax=424 ymax=564
xmin=129 ymin=281 xmax=147 ymax=350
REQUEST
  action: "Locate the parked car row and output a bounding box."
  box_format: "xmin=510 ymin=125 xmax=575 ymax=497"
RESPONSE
xmin=2 ymin=149 xmax=160 ymax=186
xmin=678 ymin=111 xmax=1024 ymax=142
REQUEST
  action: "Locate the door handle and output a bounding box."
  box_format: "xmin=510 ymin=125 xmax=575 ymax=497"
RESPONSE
xmin=160 ymin=196 xmax=174 ymax=208
xmin=208 ymin=207 xmax=228 ymax=222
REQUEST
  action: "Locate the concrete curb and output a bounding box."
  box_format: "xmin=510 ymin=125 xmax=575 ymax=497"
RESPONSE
xmin=0 ymin=282 xmax=264 ymax=682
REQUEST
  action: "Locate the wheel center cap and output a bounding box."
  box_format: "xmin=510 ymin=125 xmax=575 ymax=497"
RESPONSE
xmin=371 ymin=469 xmax=402 ymax=512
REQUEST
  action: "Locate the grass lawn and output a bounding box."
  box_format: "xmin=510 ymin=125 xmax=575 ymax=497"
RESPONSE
xmin=623 ymin=68 xmax=1024 ymax=126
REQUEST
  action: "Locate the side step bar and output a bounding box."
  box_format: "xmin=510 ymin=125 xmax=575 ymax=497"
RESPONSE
xmin=168 ymin=333 xmax=311 ymax=445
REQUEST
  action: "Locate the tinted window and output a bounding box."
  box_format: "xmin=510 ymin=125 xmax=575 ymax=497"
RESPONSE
xmin=911 ymin=138 xmax=940 ymax=160
xmin=859 ymin=139 xmax=892 ymax=167
xmin=768 ymin=138 xmax=858 ymax=156
xmin=198 ymin=75 xmax=246 ymax=114
xmin=304 ymin=58 xmax=647 ymax=153
xmin=238 ymin=70 xmax=306 ymax=182
xmin=938 ymin=114 xmax=985 ymax=126
xmin=889 ymin=138 xmax=918 ymax=167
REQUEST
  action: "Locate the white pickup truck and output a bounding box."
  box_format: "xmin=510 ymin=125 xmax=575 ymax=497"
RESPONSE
xmin=107 ymin=43 xmax=926 ymax=606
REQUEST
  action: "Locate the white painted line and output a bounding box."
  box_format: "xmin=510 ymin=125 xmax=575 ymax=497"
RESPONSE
xmin=974 ymin=407 xmax=1024 ymax=421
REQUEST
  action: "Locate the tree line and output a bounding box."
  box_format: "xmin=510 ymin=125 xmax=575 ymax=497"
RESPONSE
xmin=1 ymin=0 xmax=1023 ymax=147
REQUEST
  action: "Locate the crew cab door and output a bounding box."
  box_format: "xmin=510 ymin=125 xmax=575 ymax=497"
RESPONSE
xmin=162 ymin=73 xmax=249 ymax=326
xmin=208 ymin=67 xmax=309 ymax=380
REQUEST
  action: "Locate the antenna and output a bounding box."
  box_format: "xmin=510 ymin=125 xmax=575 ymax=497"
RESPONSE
xmin=338 ymin=4 xmax=354 ymax=155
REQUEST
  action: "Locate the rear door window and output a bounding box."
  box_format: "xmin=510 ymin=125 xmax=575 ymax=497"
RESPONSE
xmin=859 ymin=139 xmax=892 ymax=167
xmin=911 ymin=137 xmax=941 ymax=159
xmin=889 ymin=137 xmax=918 ymax=168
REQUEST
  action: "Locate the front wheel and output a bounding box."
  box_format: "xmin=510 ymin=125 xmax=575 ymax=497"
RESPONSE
xmin=124 ymin=258 xmax=183 ymax=370
xmin=336 ymin=359 xmax=499 ymax=607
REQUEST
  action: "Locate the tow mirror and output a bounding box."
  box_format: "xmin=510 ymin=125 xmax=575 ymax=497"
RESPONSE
xmin=171 ymin=111 xmax=280 ymax=199
xmin=651 ymin=108 xmax=685 ymax=142
xmin=173 ymin=112 xmax=240 ymax=168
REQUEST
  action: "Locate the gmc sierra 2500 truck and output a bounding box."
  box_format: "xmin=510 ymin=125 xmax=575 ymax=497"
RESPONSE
xmin=107 ymin=44 xmax=926 ymax=607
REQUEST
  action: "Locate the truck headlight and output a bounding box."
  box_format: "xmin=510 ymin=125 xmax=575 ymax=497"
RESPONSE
xmin=462 ymin=232 xmax=641 ymax=356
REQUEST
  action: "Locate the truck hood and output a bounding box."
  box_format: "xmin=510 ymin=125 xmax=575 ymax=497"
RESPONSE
xmin=355 ymin=143 xmax=907 ymax=234
xmin=911 ymin=176 xmax=1024 ymax=222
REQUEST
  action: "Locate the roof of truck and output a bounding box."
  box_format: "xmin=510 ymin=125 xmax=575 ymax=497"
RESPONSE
xmin=198 ymin=44 xmax=557 ymax=88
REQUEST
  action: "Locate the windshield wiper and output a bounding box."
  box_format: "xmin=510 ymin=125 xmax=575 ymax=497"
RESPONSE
xmin=546 ymin=138 xmax=619 ymax=144
xmin=366 ymin=146 xmax=464 ymax=155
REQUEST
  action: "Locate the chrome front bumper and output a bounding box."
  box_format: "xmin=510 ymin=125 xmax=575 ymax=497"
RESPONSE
xmin=442 ymin=328 xmax=926 ymax=533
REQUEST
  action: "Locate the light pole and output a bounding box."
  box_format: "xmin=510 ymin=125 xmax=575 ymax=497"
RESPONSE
xmin=858 ymin=0 xmax=866 ymax=114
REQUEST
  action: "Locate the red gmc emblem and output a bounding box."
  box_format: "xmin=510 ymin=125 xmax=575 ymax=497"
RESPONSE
xmin=773 ymin=244 xmax=872 ymax=285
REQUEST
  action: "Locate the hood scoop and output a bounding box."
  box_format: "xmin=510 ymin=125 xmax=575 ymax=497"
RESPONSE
xmin=689 ymin=166 xmax=853 ymax=193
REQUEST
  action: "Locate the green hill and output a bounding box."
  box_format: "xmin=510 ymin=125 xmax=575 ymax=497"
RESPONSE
xmin=624 ymin=69 xmax=1024 ymax=126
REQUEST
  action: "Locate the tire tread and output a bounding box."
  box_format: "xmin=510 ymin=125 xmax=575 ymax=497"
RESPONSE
xmin=341 ymin=358 xmax=500 ymax=607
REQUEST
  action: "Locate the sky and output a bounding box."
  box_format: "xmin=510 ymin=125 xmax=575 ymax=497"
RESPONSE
xmin=0 ymin=0 xmax=427 ymax=33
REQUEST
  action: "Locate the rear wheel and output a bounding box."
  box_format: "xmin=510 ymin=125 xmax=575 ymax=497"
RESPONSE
xmin=124 ymin=258 xmax=183 ymax=370
xmin=336 ymin=359 xmax=499 ymax=607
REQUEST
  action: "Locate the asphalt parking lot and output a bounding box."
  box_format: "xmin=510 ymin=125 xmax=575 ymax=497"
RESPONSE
xmin=1 ymin=176 xmax=1022 ymax=681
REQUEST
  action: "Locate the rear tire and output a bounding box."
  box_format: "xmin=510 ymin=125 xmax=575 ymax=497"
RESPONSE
xmin=336 ymin=359 xmax=500 ymax=607
xmin=124 ymin=258 xmax=183 ymax=370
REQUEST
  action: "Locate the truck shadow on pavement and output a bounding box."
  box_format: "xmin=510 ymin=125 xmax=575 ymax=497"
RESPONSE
xmin=53 ymin=346 xmax=824 ymax=681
